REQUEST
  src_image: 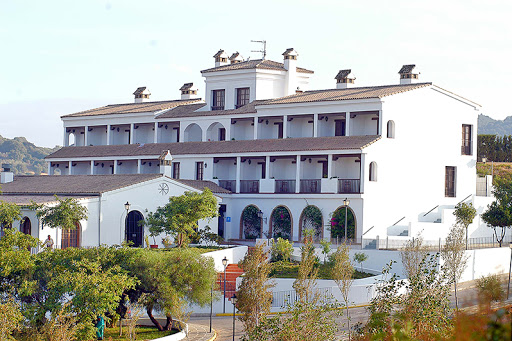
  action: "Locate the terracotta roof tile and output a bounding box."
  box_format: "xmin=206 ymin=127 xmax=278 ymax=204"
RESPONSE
xmin=46 ymin=136 xmax=380 ymax=159
xmin=201 ymin=59 xmax=313 ymax=74
xmin=0 ymin=194 xmax=94 ymax=205
xmin=335 ymin=70 xmax=352 ymax=80
xmin=175 ymin=180 xmax=232 ymax=194
xmin=399 ymin=64 xmax=416 ymax=74
xmin=62 ymin=99 xmax=203 ymax=118
xmin=156 ymin=100 xmax=268 ymax=119
xmin=262 ymin=83 xmax=432 ymax=105
xmin=0 ymin=174 xmax=162 ymax=195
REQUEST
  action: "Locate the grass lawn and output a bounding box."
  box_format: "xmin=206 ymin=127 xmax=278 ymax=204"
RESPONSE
xmin=102 ymin=326 xmax=178 ymax=340
xmin=270 ymin=260 xmax=373 ymax=280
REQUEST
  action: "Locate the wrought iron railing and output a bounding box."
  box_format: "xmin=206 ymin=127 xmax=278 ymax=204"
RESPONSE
xmin=337 ymin=179 xmax=361 ymax=194
xmin=300 ymin=179 xmax=321 ymax=193
xmin=240 ymin=180 xmax=259 ymax=193
xmin=218 ymin=180 xmax=235 ymax=192
xmin=275 ymin=180 xmax=296 ymax=193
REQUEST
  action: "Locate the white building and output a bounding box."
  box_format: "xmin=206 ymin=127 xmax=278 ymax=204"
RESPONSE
xmin=17 ymin=48 xmax=490 ymax=246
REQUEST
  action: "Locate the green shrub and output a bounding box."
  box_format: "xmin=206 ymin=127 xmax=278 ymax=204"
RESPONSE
xmin=476 ymin=274 xmax=505 ymax=303
xmin=271 ymin=238 xmax=294 ymax=262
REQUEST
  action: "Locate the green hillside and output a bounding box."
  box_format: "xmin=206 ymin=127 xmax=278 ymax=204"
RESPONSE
xmin=0 ymin=135 xmax=60 ymax=175
xmin=478 ymin=114 xmax=512 ymax=135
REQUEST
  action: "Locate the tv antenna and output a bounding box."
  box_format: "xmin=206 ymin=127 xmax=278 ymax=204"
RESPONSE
xmin=251 ymin=40 xmax=267 ymax=59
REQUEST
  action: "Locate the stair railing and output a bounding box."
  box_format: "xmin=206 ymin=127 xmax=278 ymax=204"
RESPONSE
xmin=423 ymin=205 xmax=439 ymax=217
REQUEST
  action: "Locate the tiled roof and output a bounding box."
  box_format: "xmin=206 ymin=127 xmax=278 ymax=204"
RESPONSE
xmin=62 ymin=99 xmax=203 ymax=118
xmin=46 ymin=135 xmax=380 ymax=159
xmin=179 ymin=83 xmax=194 ymax=91
xmin=133 ymin=87 xmax=149 ymax=96
xmin=335 ymin=70 xmax=352 ymax=79
xmin=175 ymin=180 xmax=232 ymax=194
xmin=0 ymin=194 xmax=94 ymax=205
xmin=399 ymin=64 xmax=416 ymax=74
xmin=156 ymin=100 xmax=268 ymax=119
xmin=0 ymin=174 xmax=163 ymax=195
xmin=201 ymin=59 xmax=314 ymax=74
xmin=262 ymin=83 xmax=432 ymax=105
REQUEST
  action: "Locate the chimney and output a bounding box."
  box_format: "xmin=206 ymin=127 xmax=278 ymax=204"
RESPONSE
xmin=1 ymin=164 xmax=13 ymax=184
xmin=180 ymin=83 xmax=199 ymax=100
xmin=213 ymin=49 xmax=229 ymax=67
xmin=229 ymin=52 xmax=244 ymax=64
xmin=159 ymin=150 xmax=173 ymax=177
xmin=283 ymin=48 xmax=298 ymax=96
xmin=133 ymin=87 xmax=151 ymax=103
xmin=398 ymin=64 xmax=420 ymax=84
xmin=335 ymin=69 xmax=356 ymax=89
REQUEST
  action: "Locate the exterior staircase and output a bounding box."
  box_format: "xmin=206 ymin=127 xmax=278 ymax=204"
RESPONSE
xmin=216 ymin=263 xmax=244 ymax=299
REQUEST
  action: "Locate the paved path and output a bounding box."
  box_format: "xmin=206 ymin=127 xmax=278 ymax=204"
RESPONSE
xmin=185 ymin=322 xmax=217 ymax=341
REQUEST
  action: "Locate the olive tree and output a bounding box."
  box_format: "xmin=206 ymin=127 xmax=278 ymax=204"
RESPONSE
xmin=143 ymin=188 xmax=218 ymax=247
xmin=453 ymin=202 xmax=476 ymax=249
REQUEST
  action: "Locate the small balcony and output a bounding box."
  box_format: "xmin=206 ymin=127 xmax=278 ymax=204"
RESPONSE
xmin=337 ymin=179 xmax=361 ymax=194
xmin=211 ymin=106 xmax=225 ymax=111
xmin=300 ymin=179 xmax=321 ymax=193
xmin=240 ymin=180 xmax=259 ymax=193
xmin=218 ymin=180 xmax=235 ymax=192
xmin=275 ymin=180 xmax=296 ymax=193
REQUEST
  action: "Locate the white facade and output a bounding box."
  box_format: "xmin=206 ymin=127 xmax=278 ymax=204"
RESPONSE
xmin=45 ymin=48 xmax=486 ymax=246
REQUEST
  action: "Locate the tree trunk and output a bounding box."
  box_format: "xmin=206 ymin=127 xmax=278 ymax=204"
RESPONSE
xmin=164 ymin=314 xmax=173 ymax=331
xmin=147 ymin=306 xmax=164 ymax=331
xmin=454 ymin=278 xmax=458 ymax=310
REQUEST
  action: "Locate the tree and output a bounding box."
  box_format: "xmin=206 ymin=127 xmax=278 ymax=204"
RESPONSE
xmin=31 ymin=195 xmax=88 ymax=230
xmin=270 ymin=237 xmax=293 ymax=262
xmin=122 ymin=247 xmax=217 ymax=331
xmin=237 ymin=243 xmax=274 ymax=336
xmin=0 ymin=201 xmax=22 ymax=229
xmin=441 ymin=225 xmax=469 ymax=310
xmin=482 ymin=179 xmax=512 ymax=246
xmin=319 ymin=239 xmax=331 ymax=264
xmin=144 ymin=189 xmax=218 ymax=247
xmin=453 ymin=202 xmax=477 ymax=249
xmin=399 ymin=234 xmax=428 ymax=279
xmin=331 ymin=244 xmax=353 ymax=340
xmin=353 ymin=252 xmax=368 ymax=272
xmin=0 ymin=298 xmax=23 ymax=340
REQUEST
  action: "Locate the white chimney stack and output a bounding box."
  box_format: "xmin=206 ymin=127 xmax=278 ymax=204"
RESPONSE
xmin=283 ymin=48 xmax=298 ymax=96
xmin=335 ymin=69 xmax=356 ymax=89
xmin=229 ymin=52 xmax=244 ymax=64
xmin=1 ymin=164 xmax=13 ymax=184
xmin=398 ymin=64 xmax=420 ymax=84
xmin=213 ymin=49 xmax=229 ymax=67
xmin=159 ymin=150 xmax=173 ymax=177
xmin=180 ymin=83 xmax=199 ymax=100
xmin=133 ymin=87 xmax=151 ymax=103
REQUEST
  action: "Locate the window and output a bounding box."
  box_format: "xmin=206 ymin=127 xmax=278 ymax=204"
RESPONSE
xmin=369 ymin=161 xmax=377 ymax=181
xmin=219 ymin=128 xmax=226 ymax=141
xmin=212 ymin=89 xmax=225 ymax=110
xmin=461 ymin=124 xmax=472 ymax=155
xmin=196 ymin=162 xmax=204 ymax=180
xmin=387 ymin=120 xmax=395 ymax=138
xmin=445 ymin=166 xmax=456 ymax=197
xmin=236 ymin=88 xmax=250 ymax=108
xmin=172 ymin=162 xmax=180 ymax=179
xmin=335 ymin=120 xmax=346 ymax=136
xmin=62 ymin=222 xmax=80 ymax=249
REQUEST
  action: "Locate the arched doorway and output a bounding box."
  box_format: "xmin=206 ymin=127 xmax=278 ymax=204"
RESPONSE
xmin=269 ymin=206 xmax=292 ymax=240
xmin=20 ymin=217 xmax=31 ymax=236
xmin=299 ymin=206 xmax=323 ymax=242
xmin=125 ymin=210 xmax=144 ymax=247
xmin=183 ymin=123 xmax=203 ymax=142
xmin=240 ymin=205 xmax=262 ymax=239
xmin=62 ymin=222 xmax=80 ymax=249
xmin=206 ymin=122 xmax=226 ymax=141
xmin=330 ymin=206 xmax=356 ymax=240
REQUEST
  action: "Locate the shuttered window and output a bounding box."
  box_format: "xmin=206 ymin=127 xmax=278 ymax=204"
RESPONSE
xmin=445 ymin=166 xmax=456 ymax=197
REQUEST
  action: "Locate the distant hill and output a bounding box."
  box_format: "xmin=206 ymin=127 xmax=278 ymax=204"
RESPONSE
xmin=0 ymin=135 xmax=60 ymax=175
xmin=478 ymin=114 xmax=512 ymax=135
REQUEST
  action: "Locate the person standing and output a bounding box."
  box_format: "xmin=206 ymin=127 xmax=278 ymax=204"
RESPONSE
xmin=95 ymin=315 xmax=105 ymax=340
xmin=44 ymin=235 xmax=54 ymax=249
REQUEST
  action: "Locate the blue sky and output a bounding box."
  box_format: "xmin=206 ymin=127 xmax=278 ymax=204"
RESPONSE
xmin=0 ymin=0 xmax=510 ymax=147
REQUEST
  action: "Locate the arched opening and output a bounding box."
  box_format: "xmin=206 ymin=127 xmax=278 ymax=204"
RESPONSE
xmin=184 ymin=123 xmax=203 ymax=142
xmin=269 ymin=206 xmax=292 ymax=241
xmin=299 ymin=206 xmax=323 ymax=242
xmin=330 ymin=206 xmax=356 ymax=240
xmin=125 ymin=210 xmax=144 ymax=247
xmin=68 ymin=132 xmax=76 ymax=146
xmin=206 ymin=122 xmax=226 ymax=141
xmin=20 ymin=217 xmax=31 ymax=236
xmin=62 ymin=222 xmax=80 ymax=249
xmin=387 ymin=120 xmax=395 ymax=138
xmin=369 ymin=161 xmax=377 ymax=181
xmin=240 ymin=205 xmax=262 ymax=240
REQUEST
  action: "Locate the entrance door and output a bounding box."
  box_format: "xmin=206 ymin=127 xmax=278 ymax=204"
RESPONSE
xmin=20 ymin=218 xmax=31 ymax=236
xmin=218 ymin=204 xmax=226 ymax=239
xmin=125 ymin=211 xmax=144 ymax=247
xmin=335 ymin=120 xmax=346 ymax=136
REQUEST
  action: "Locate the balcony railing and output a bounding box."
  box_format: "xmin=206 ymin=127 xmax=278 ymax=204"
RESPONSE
xmin=275 ymin=180 xmax=296 ymax=193
xmin=337 ymin=179 xmax=361 ymax=194
xmin=300 ymin=179 xmax=321 ymax=193
xmin=240 ymin=180 xmax=259 ymax=193
xmin=211 ymin=106 xmax=225 ymax=111
xmin=218 ymin=180 xmax=235 ymax=192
